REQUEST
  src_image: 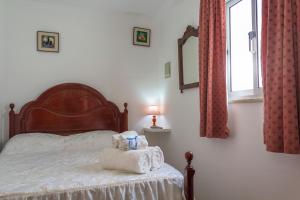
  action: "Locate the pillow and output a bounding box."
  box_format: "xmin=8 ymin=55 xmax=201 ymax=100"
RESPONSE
xmin=1 ymin=133 xmax=64 ymax=155
xmin=1 ymin=130 xmax=117 ymax=155
xmin=63 ymin=130 xmax=116 ymax=151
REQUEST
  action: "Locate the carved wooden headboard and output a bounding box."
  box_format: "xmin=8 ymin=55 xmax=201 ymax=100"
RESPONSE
xmin=9 ymin=83 xmax=128 ymax=138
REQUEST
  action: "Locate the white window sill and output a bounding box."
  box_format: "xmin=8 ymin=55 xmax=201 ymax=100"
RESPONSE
xmin=229 ymin=97 xmax=263 ymax=104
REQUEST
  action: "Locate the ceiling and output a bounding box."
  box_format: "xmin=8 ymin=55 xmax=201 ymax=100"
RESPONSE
xmin=32 ymin=0 xmax=178 ymax=16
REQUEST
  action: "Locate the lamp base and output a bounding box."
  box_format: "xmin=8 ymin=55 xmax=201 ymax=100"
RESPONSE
xmin=150 ymin=125 xmax=163 ymax=129
xmin=150 ymin=115 xmax=162 ymax=129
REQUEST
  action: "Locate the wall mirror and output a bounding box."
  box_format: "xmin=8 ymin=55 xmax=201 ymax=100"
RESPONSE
xmin=178 ymin=25 xmax=199 ymax=93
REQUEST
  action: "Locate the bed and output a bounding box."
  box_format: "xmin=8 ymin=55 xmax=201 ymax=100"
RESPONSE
xmin=0 ymin=83 xmax=195 ymax=200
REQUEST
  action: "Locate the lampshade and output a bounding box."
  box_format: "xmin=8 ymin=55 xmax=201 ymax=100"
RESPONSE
xmin=147 ymin=105 xmax=160 ymax=115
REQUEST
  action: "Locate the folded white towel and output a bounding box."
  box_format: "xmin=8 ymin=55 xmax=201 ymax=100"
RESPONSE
xmin=119 ymin=135 xmax=148 ymax=151
xmin=121 ymin=131 xmax=139 ymax=137
xmin=112 ymin=131 xmax=138 ymax=148
xmin=100 ymin=146 xmax=164 ymax=174
xmin=112 ymin=134 xmax=120 ymax=148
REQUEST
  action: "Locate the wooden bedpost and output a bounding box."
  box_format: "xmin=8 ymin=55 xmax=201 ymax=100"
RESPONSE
xmin=121 ymin=103 xmax=128 ymax=132
xmin=9 ymin=103 xmax=15 ymax=138
xmin=184 ymin=151 xmax=195 ymax=200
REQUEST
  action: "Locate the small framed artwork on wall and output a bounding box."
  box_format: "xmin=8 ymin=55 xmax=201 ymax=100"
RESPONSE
xmin=37 ymin=31 xmax=59 ymax=53
xmin=133 ymin=27 xmax=151 ymax=47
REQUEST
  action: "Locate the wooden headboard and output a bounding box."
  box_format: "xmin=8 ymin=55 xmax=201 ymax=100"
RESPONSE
xmin=9 ymin=83 xmax=128 ymax=138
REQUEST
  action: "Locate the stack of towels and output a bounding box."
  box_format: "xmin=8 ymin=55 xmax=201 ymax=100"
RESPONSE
xmin=100 ymin=131 xmax=164 ymax=174
xmin=112 ymin=131 xmax=148 ymax=150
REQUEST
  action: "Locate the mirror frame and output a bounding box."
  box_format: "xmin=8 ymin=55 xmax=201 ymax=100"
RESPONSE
xmin=178 ymin=25 xmax=199 ymax=93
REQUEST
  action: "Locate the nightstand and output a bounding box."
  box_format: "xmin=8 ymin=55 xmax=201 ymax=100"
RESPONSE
xmin=142 ymin=128 xmax=171 ymax=134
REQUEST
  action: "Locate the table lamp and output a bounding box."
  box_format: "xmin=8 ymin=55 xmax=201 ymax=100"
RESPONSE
xmin=147 ymin=105 xmax=162 ymax=129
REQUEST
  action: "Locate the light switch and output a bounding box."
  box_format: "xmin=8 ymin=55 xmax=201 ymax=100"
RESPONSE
xmin=164 ymin=62 xmax=171 ymax=78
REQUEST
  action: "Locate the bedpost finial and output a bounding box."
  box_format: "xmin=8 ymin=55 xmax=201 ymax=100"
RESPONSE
xmin=10 ymin=103 xmax=15 ymax=111
xmin=184 ymin=151 xmax=195 ymax=200
xmin=185 ymin=151 xmax=193 ymax=165
xmin=124 ymin=103 xmax=128 ymax=112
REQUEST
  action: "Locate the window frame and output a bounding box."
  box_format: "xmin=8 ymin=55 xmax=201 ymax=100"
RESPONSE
xmin=226 ymin=0 xmax=263 ymax=101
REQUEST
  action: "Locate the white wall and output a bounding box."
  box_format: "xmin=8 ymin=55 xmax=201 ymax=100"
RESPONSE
xmin=0 ymin=0 xmax=6 ymax=147
xmin=152 ymin=0 xmax=300 ymax=199
xmin=0 ymin=0 xmax=160 ymax=145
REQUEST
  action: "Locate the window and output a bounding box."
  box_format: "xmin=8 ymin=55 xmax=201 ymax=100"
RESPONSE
xmin=226 ymin=0 xmax=262 ymax=100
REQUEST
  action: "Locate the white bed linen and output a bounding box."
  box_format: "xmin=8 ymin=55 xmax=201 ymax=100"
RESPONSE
xmin=0 ymin=150 xmax=184 ymax=200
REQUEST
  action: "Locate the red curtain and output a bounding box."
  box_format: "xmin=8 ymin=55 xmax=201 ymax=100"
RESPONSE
xmin=199 ymin=0 xmax=229 ymax=138
xmin=262 ymin=0 xmax=300 ymax=153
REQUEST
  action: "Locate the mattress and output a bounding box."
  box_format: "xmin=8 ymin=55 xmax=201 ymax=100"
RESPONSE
xmin=0 ymin=149 xmax=184 ymax=200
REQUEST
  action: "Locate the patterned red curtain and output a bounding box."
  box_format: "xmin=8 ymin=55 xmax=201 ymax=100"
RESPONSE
xmin=199 ymin=0 xmax=229 ymax=138
xmin=262 ymin=0 xmax=300 ymax=153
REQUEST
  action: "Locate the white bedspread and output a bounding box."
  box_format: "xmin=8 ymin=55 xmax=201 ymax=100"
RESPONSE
xmin=0 ymin=150 xmax=184 ymax=200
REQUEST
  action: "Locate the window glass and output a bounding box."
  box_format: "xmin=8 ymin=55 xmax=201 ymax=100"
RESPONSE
xmin=230 ymin=0 xmax=254 ymax=91
xmin=257 ymin=0 xmax=263 ymax=87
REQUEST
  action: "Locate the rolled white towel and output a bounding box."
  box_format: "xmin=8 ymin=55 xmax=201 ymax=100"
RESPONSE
xmin=137 ymin=135 xmax=148 ymax=150
xmin=148 ymin=146 xmax=164 ymax=170
xmin=119 ymin=135 xmax=148 ymax=151
xmin=100 ymin=148 xmax=152 ymax=174
xmin=112 ymin=131 xmax=138 ymax=148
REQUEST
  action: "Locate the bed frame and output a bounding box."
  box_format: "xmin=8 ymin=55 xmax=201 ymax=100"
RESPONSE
xmin=9 ymin=83 xmax=195 ymax=200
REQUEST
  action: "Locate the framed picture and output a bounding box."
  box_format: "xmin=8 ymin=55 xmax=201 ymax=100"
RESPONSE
xmin=37 ymin=31 xmax=59 ymax=52
xmin=133 ymin=27 xmax=151 ymax=47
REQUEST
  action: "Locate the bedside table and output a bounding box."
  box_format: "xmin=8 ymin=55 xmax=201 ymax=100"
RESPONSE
xmin=143 ymin=128 xmax=171 ymax=134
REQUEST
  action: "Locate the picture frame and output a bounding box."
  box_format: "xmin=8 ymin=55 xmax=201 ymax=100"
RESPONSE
xmin=37 ymin=31 xmax=59 ymax=53
xmin=133 ymin=27 xmax=151 ymax=47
